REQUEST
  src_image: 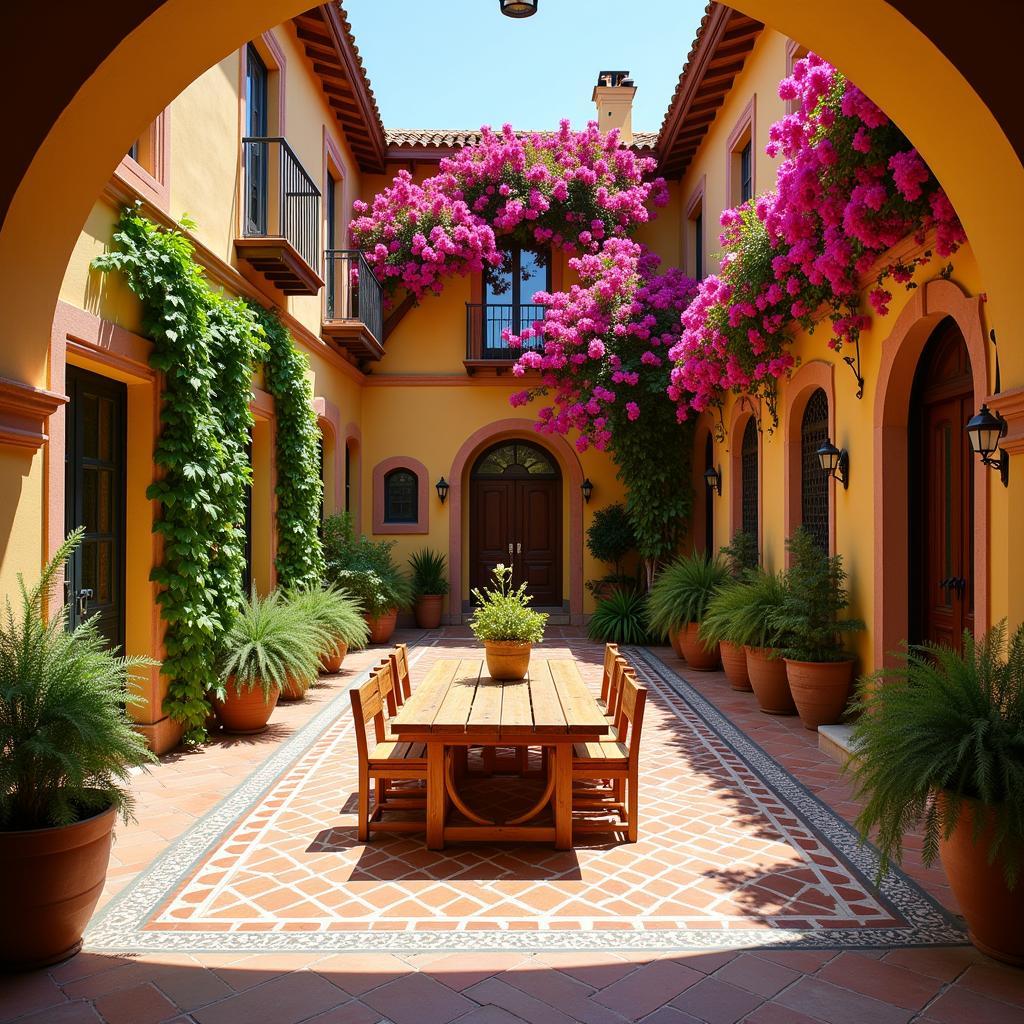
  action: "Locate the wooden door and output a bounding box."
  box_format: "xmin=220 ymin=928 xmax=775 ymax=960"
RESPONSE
xmin=64 ymin=366 xmax=127 ymax=650
xmin=910 ymin=319 xmax=975 ymax=650
xmin=471 ymin=479 xmax=515 ymax=595
xmin=516 ymin=478 xmax=561 ymax=606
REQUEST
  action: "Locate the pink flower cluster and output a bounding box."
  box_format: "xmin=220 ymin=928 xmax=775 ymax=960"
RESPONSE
xmin=508 ymin=238 xmax=697 ymax=451
xmin=669 ymin=53 xmax=965 ymax=421
xmin=349 ymin=121 xmax=669 ymax=300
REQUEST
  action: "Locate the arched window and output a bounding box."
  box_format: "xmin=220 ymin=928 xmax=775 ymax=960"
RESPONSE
xmin=383 ymin=468 xmax=417 ymax=524
xmin=471 ymin=440 xmax=558 ymax=479
xmin=741 ymin=417 xmax=758 ymax=540
xmin=800 ymin=388 xmax=830 ymax=551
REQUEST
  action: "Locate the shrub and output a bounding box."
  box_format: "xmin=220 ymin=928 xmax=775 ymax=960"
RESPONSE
xmin=720 ymin=531 xmax=759 ymax=577
xmin=646 ymin=553 xmax=730 ymax=640
xmin=287 ymin=586 xmax=369 ymax=654
xmin=588 ymin=590 xmax=649 ymax=645
xmin=586 ymin=503 xmax=636 ymax=577
xmin=469 ymin=565 xmax=547 ymax=644
xmin=850 ymin=621 xmax=1024 ymax=887
xmin=0 ymin=530 xmax=157 ymax=830
xmin=699 ymin=569 xmax=790 ymax=651
xmin=409 ymin=549 xmax=450 ymax=598
xmin=323 ymin=512 xmax=412 ymax=613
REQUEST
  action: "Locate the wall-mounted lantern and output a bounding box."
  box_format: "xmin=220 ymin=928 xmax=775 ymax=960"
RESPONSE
xmin=581 ymin=478 xmax=594 ymax=504
xmin=703 ymin=465 xmax=722 ymax=496
xmin=966 ymin=404 xmax=1010 ymax=487
xmin=816 ymin=438 xmax=849 ymax=489
xmin=435 ymin=476 xmax=450 ymax=504
xmin=499 ymin=0 xmax=538 ymax=17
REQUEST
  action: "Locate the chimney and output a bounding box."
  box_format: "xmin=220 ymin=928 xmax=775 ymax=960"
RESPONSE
xmin=592 ymin=70 xmax=636 ymax=144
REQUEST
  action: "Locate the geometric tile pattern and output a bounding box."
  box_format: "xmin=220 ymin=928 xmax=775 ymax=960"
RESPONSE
xmin=86 ymin=638 xmax=962 ymax=954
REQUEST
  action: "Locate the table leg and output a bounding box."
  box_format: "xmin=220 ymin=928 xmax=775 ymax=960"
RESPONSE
xmin=553 ymin=743 xmax=573 ymax=850
xmin=427 ymin=741 xmax=446 ymax=850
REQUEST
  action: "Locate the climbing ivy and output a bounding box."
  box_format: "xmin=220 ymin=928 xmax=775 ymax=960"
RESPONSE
xmin=257 ymin=310 xmax=325 ymax=590
xmin=93 ymin=206 xmax=322 ymax=741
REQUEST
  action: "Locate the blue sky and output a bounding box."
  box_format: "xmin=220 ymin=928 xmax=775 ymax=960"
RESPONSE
xmin=344 ymin=0 xmax=708 ymax=133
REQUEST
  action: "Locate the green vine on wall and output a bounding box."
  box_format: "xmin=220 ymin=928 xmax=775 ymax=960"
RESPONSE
xmin=93 ymin=205 xmax=323 ymax=741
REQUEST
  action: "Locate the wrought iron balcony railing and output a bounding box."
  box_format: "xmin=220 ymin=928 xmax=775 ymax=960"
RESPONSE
xmin=324 ymin=249 xmax=384 ymax=347
xmin=465 ymin=303 xmax=546 ymax=368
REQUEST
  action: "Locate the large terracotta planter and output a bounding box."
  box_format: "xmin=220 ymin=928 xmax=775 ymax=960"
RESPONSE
xmin=679 ymin=622 xmax=720 ymax=671
xmin=365 ymin=608 xmax=398 ymax=645
xmin=214 ymin=680 xmax=279 ymax=734
xmin=744 ymin=646 xmax=796 ymax=715
xmin=784 ymin=658 xmax=854 ymax=730
xmin=484 ymin=640 xmax=532 ymax=681
xmin=720 ymin=640 xmax=752 ymax=691
xmin=320 ymin=641 xmax=348 ymax=675
xmin=938 ymin=796 xmax=1024 ymax=965
xmin=414 ymin=594 xmax=444 ymax=629
xmin=0 ymin=803 xmax=115 ymax=969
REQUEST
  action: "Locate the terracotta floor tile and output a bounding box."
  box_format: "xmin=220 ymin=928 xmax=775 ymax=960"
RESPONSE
xmin=0 ymin=971 xmax=68 ymax=1022
xmin=955 ymin=962 xmax=1024 ymax=1006
xmin=313 ymin=952 xmax=411 ymax=996
xmin=14 ymin=1002 xmax=103 ymax=1024
xmin=191 ymin=972 xmax=348 ymax=1024
xmin=464 ymin=977 xmax=578 ymax=1024
xmin=93 ymin=982 xmax=178 ymax=1024
xmin=925 ymin=982 xmax=1024 ymax=1024
xmin=816 ymin=951 xmax=944 ymax=1011
xmin=710 ymin=954 xmax=801 ymax=999
xmin=669 ymin=977 xmax=763 ymax=1024
xmin=772 ymin=977 xmax=912 ymax=1024
xmin=360 ymin=972 xmax=476 ymax=1024
xmin=593 ymin=960 xmax=702 ymax=1020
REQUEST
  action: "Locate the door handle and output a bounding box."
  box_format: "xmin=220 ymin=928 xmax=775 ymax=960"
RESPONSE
xmin=516 ymin=542 xmax=522 ymax=554
xmin=508 ymin=542 xmax=513 ymax=559
xmin=76 ymin=588 xmax=94 ymax=619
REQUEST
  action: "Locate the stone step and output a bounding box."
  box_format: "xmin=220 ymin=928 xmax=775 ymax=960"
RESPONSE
xmin=817 ymin=723 xmax=861 ymax=766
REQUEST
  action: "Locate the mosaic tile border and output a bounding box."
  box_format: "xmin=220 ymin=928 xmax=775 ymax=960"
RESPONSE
xmin=86 ymin=642 xmax=965 ymax=954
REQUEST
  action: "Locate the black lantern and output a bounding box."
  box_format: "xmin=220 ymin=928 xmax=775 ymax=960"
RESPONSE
xmin=435 ymin=476 xmax=450 ymax=504
xmin=581 ymin=478 xmax=594 ymax=503
xmin=499 ymin=0 xmax=538 ymax=17
xmin=966 ymin=404 xmax=1009 ymax=486
xmin=816 ymin=438 xmax=849 ymax=489
xmin=703 ymin=465 xmax=721 ymax=496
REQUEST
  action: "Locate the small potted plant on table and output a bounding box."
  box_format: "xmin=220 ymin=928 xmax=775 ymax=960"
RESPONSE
xmin=470 ymin=564 xmax=548 ymax=680
xmin=409 ymin=548 xmax=450 ymax=629
xmin=289 ymin=585 xmax=369 ymax=675
xmin=0 ymin=530 xmax=156 ymax=970
xmin=850 ymin=622 xmax=1024 ymax=964
xmin=216 ymin=591 xmax=321 ymax=727
xmin=647 ymin=553 xmax=729 ymax=671
xmin=770 ymin=528 xmax=864 ymax=729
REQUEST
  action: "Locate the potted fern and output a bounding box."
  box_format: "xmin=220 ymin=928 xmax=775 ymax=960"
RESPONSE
xmin=470 ymin=564 xmax=547 ymax=680
xmin=707 ymin=531 xmax=761 ymax=689
xmin=289 ymin=586 xmax=369 ymax=675
xmin=699 ymin=578 xmax=754 ymax=691
xmin=216 ymin=591 xmax=322 ymax=727
xmin=588 ymin=590 xmax=650 ymax=645
xmin=770 ymin=528 xmax=864 ymax=729
xmin=409 ymin=548 xmax=450 ymax=629
xmin=647 ymin=553 xmax=730 ymax=671
xmin=0 ymin=530 xmax=156 ymax=969
xmin=850 ymin=622 xmax=1024 ymax=964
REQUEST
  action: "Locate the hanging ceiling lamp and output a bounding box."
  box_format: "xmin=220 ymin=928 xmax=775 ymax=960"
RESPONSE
xmin=499 ymin=0 xmax=538 ymax=18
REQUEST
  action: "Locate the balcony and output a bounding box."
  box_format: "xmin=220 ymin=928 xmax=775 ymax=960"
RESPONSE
xmin=322 ymin=250 xmax=385 ymax=364
xmin=235 ymin=137 xmax=324 ymax=296
xmin=464 ymin=302 xmax=545 ymax=375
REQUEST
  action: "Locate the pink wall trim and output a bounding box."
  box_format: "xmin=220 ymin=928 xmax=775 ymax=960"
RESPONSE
xmin=447 ymin=418 xmax=584 ymax=625
xmin=371 ymin=455 xmax=430 ymax=535
xmin=727 ymin=398 xmax=763 ymax=556
xmin=344 ymin=420 xmax=362 ymax=535
xmin=313 ymin=396 xmax=343 ymax=513
xmin=725 ymin=94 xmax=756 ymax=207
xmin=114 ymin=107 xmax=170 ymax=211
xmin=684 ymin=174 xmax=706 ymax=279
xmin=873 ymin=278 xmax=989 ymax=670
xmin=782 ymin=360 xmax=836 ymax=562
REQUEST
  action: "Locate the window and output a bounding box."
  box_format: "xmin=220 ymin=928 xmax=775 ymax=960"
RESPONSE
xmin=800 ymin=388 xmax=830 ymax=552
xmin=741 ymin=417 xmax=758 ymax=539
xmin=383 ymin=469 xmax=417 ymax=524
xmin=482 ymin=245 xmax=551 ymax=352
xmin=739 ymin=140 xmax=753 ymax=204
xmin=693 ymin=207 xmax=704 ymax=280
xmin=472 ymin=441 xmax=558 ymax=479
xmin=244 ymin=43 xmax=269 ymax=235
xmin=344 ymin=442 xmax=351 ymax=513
xmin=727 ymin=98 xmax=756 ymax=208
xmin=326 ymin=173 xmax=337 ymax=251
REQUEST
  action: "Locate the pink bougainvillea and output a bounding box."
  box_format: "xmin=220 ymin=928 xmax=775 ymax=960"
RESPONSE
xmin=668 ymin=54 xmax=966 ymax=422
xmin=349 ymin=121 xmax=669 ymax=301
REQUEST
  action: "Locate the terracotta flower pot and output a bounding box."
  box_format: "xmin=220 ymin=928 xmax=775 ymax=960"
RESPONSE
xmin=214 ymin=679 xmax=279 ymax=734
xmin=784 ymin=658 xmax=854 ymax=730
xmin=279 ymin=675 xmax=308 ymax=701
xmin=668 ymin=628 xmax=685 ymax=659
xmin=320 ymin=641 xmax=348 ymax=675
xmin=744 ymin=646 xmax=796 ymax=715
xmin=679 ymin=622 xmax=720 ymax=671
xmin=938 ymin=796 xmax=1024 ymax=965
xmin=414 ymin=594 xmax=444 ymax=629
xmin=484 ymin=640 xmax=532 ymax=681
xmin=364 ymin=608 xmax=398 ymax=645
xmin=0 ymin=803 xmax=115 ymax=969
xmin=720 ymin=640 xmax=752 ymax=691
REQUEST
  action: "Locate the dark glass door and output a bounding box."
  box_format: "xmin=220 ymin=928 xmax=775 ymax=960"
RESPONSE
xmin=244 ymin=44 xmax=269 ymax=235
xmin=64 ymin=366 xmax=126 ymax=650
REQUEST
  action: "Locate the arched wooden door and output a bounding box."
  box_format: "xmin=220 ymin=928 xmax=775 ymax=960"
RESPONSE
xmin=909 ymin=318 xmax=975 ymax=651
xmin=470 ymin=440 xmax=562 ymax=606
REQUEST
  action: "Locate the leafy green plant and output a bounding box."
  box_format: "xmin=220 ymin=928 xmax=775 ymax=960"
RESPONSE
xmin=469 ymin=565 xmax=547 ymax=644
xmin=769 ymin=528 xmax=864 ymax=662
xmin=699 ymin=569 xmax=790 ymax=650
xmin=646 ymin=553 xmax=730 ymax=640
xmin=588 ymin=589 xmax=649 ymax=645
xmin=586 ymin=572 xmax=640 ymax=600
xmin=220 ymin=591 xmax=324 ymax=700
xmin=409 ymin=549 xmax=450 ymax=597
xmin=720 ymin=531 xmax=759 ymax=577
xmin=850 ymin=621 xmax=1024 ymax=888
xmin=323 ymin=512 xmax=413 ymax=615
xmin=586 ymin=503 xmax=636 ymax=577
xmin=287 ymin=586 xmax=369 ymax=654
xmin=0 ymin=530 xmax=157 ymax=830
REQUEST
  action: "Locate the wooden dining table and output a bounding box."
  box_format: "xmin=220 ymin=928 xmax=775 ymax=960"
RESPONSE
xmin=389 ymin=657 xmax=609 ymax=850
